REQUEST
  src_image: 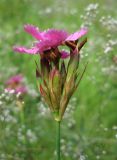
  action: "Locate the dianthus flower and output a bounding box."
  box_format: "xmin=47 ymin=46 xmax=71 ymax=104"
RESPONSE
xmin=13 ymin=24 xmax=88 ymax=121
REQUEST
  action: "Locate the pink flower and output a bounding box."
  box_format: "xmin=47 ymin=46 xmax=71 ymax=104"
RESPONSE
xmin=15 ymin=86 xmax=27 ymax=94
xmin=6 ymin=75 xmax=23 ymax=85
xmin=5 ymin=74 xmax=27 ymax=94
xmin=13 ymin=24 xmax=88 ymax=57
xmin=14 ymin=24 xmax=68 ymax=54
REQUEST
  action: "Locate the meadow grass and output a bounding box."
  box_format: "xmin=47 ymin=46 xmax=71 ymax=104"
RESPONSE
xmin=0 ymin=0 xmax=117 ymax=159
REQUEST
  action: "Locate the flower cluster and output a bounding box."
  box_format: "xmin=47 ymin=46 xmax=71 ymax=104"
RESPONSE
xmin=80 ymin=3 xmax=99 ymax=28
xmin=100 ymin=15 xmax=117 ymax=31
xmin=14 ymin=24 xmax=88 ymax=121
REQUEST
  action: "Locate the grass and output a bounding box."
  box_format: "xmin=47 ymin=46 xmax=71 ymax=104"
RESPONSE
xmin=0 ymin=0 xmax=117 ymax=159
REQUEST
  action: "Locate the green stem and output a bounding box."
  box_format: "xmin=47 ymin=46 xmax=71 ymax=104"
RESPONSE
xmin=56 ymin=121 xmax=61 ymax=160
xmin=20 ymin=110 xmax=26 ymax=145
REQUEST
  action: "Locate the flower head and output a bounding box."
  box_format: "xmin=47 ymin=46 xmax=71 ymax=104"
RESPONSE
xmin=13 ymin=24 xmax=87 ymax=60
xmin=14 ymin=25 xmax=68 ymax=56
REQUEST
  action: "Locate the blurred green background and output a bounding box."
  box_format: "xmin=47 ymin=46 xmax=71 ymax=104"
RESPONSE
xmin=0 ymin=0 xmax=117 ymax=159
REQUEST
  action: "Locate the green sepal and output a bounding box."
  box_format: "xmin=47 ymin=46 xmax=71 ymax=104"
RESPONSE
xmin=52 ymin=69 xmax=62 ymax=107
xmin=59 ymin=75 xmax=76 ymax=119
xmin=48 ymin=68 xmax=59 ymax=110
xmin=39 ymin=83 xmax=53 ymax=111
xmin=66 ymin=49 xmax=80 ymax=82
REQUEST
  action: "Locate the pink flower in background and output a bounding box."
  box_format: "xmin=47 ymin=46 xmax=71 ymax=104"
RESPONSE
xmin=5 ymin=74 xmax=27 ymax=94
xmin=15 ymin=86 xmax=27 ymax=94
xmin=13 ymin=24 xmax=88 ymax=58
xmin=6 ymin=75 xmax=23 ymax=85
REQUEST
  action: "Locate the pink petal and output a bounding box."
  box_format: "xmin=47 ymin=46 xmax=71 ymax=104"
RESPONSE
xmin=36 ymin=29 xmax=68 ymax=52
xmin=36 ymin=40 xmax=56 ymax=52
xmin=44 ymin=29 xmax=68 ymax=40
xmin=60 ymin=50 xmax=69 ymax=59
xmin=13 ymin=46 xmax=39 ymax=54
xmin=66 ymin=28 xmax=88 ymax=41
xmin=24 ymin=24 xmax=44 ymax=40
